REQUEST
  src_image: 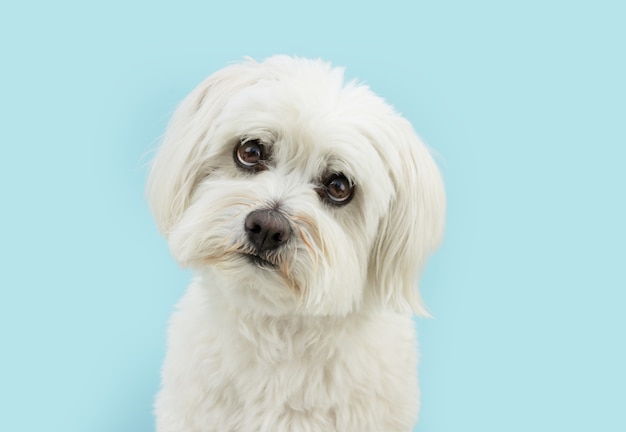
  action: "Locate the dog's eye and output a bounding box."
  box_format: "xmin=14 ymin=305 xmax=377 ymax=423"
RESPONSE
xmin=235 ymin=139 xmax=267 ymax=171
xmin=319 ymin=174 xmax=354 ymax=205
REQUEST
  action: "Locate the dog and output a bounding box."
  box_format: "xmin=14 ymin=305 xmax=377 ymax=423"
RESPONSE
xmin=147 ymin=55 xmax=445 ymax=432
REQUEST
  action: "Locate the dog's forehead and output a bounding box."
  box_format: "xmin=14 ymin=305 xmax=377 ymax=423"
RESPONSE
xmin=226 ymin=73 xmax=385 ymax=121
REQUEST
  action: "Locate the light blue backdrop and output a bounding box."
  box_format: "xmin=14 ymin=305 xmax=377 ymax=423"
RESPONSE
xmin=1 ymin=1 xmax=624 ymax=431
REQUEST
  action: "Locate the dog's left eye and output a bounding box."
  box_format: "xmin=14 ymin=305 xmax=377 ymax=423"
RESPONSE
xmin=234 ymin=139 xmax=267 ymax=172
xmin=318 ymin=173 xmax=354 ymax=206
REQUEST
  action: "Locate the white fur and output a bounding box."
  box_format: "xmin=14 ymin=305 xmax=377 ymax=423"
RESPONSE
xmin=148 ymin=55 xmax=445 ymax=431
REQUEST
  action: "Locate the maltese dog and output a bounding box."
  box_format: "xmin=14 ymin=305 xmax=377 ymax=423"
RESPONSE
xmin=148 ymin=55 xmax=445 ymax=432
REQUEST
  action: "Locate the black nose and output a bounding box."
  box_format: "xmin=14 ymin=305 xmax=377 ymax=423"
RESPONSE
xmin=244 ymin=209 xmax=292 ymax=252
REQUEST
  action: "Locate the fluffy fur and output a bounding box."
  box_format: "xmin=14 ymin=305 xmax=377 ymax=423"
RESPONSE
xmin=148 ymin=55 xmax=445 ymax=432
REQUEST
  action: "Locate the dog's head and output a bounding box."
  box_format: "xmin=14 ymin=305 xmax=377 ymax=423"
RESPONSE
xmin=148 ymin=56 xmax=445 ymax=316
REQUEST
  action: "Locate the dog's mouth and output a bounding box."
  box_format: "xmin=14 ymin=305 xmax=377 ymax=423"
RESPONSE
xmin=242 ymin=253 xmax=278 ymax=270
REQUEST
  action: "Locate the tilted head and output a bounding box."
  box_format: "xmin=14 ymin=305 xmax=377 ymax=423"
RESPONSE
xmin=148 ymin=56 xmax=445 ymax=316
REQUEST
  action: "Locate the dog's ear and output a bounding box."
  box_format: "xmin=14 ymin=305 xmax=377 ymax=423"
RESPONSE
xmin=147 ymin=60 xmax=260 ymax=236
xmin=368 ymin=118 xmax=445 ymax=316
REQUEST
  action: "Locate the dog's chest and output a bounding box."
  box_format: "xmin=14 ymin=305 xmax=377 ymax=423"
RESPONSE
xmin=157 ymin=285 xmax=419 ymax=431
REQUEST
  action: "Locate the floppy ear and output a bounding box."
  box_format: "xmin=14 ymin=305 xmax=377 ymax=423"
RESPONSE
xmin=368 ymin=118 xmax=446 ymax=316
xmin=147 ymin=60 xmax=260 ymax=236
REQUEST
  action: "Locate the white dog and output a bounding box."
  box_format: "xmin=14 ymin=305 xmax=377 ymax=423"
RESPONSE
xmin=148 ymin=55 xmax=445 ymax=432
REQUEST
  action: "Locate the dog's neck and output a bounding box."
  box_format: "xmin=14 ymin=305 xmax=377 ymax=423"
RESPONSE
xmin=194 ymin=273 xmax=376 ymax=364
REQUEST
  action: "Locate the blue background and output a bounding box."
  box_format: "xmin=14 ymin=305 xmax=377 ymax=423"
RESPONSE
xmin=1 ymin=1 xmax=624 ymax=431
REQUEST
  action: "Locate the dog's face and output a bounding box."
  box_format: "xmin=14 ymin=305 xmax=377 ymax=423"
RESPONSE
xmin=148 ymin=56 xmax=445 ymax=316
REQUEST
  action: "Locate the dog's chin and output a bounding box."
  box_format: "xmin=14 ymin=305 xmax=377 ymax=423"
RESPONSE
xmin=194 ymin=253 xmax=301 ymax=316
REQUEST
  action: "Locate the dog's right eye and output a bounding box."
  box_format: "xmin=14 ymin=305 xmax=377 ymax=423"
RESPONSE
xmin=234 ymin=139 xmax=267 ymax=172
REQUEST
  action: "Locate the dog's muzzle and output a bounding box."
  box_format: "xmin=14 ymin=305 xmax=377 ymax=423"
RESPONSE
xmin=244 ymin=209 xmax=292 ymax=252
